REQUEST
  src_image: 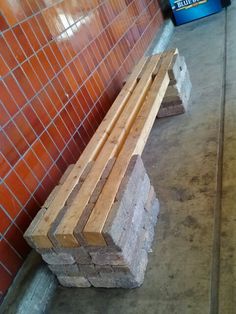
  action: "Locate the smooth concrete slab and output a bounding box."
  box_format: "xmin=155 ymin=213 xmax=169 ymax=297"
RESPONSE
xmin=46 ymin=9 xmax=234 ymax=314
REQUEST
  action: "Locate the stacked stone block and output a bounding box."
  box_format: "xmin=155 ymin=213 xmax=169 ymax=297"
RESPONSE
xmin=158 ymin=53 xmax=192 ymax=118
xmin=26 ymin=156 xmax=159 ymax=288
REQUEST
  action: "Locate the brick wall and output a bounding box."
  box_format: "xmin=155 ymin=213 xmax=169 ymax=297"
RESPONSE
xmin=0 ymin=0 xmax=163 ymax=302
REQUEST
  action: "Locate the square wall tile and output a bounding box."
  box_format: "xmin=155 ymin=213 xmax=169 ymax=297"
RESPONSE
xmin=0 ymin=0 xmax=163 ymax=302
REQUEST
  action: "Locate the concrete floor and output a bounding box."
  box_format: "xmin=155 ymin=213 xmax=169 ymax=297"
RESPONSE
xmin=46 ymin=6 xmax=236 ymax=314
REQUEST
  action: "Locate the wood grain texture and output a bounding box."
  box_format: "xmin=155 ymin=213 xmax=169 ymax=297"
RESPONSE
xmin=83 ymin=52 xmax=175 ymax=246
xmin=54 ymin=56 xmax=161 ymax=247
xmin=30 ymin=57 xmax=148 ymax=249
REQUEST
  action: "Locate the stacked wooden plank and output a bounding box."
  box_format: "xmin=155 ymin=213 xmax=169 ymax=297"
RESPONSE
xmin=24 ymin=49 xmax=191 ymax=288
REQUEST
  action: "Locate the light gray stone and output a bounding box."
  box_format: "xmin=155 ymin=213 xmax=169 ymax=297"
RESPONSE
xmin=149 ymin=198 xmax=160 ymax=225
xmin=80 ymin=264 xmax=98 ymax=277
xmin=90 ymin=251 xmax=126 ymax=266
xmin=103 ymin=159 xmax=150 ymax=247
xmin=99 ymin=250 xmax=148 ymax=288
xmin=88 ymin=276 xmax=117 ymax=288
xmin=55 ymin=247 xmax=92 ymax=264
xmin=95 ymin=265 xmax=113 ymax=274
xmin=168 ymin=55 xmax=186 ymax=81
xmin=112 ymin=265 xmax=130 ymax=274
xmin=144 ymin=186 xmax=156 ymax=212
xmin=42 ymin=252 xmax=75 ymax=265
xmin=48 ymin=263 xmax=80 ymax=276
xmin=58 ymin=275 xmax=91 ymax=288
xmin=115 ymin=175 xmax=151 ymax=251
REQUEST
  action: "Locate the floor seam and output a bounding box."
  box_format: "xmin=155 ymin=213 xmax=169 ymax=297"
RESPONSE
xmin=209 ymin=7 xmax=228 ymax=314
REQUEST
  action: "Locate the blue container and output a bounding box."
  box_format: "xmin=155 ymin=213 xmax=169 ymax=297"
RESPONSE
xmin=170 ymin=0 xmax=222 ymax=25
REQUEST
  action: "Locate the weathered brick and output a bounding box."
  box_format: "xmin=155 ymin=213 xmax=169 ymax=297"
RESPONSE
xmin=161 ymin=96 xmax=182 ymax=108
xmin=113 ymin=174 xmax=150 ymax=250
xmin=80 ymin=264 xmax=98 ymax=277
xmin=102 ymin=199 xmax=127 ymax=246
xmin=143 ymin=223 xmax=155 ymax=252
xmin=160 ymin=57 xmax=191 ymax=119
xmin=115 ymin=156 xmax=146 ymax=203
xmin=168 ymin=55 xmax=186 ymax=81
xmin=34 ymin=248 xmax=55 ymax=257
xmin=88 ymin=276 xmax=116 ymax=288
xmin=49 ymin=263 xmax=80 ymax=276
xmin=103 ymin=157 xmax=149 ymax=247
xmin=90 ymin=251 xmax=126 ymax=266
xmin=169 ymin=60 xmax=187 ymax=88
xmin=99 ymin=250 xmax=148 ymax=288
xmin=87 ymin=246 xmax=119 ymax=254
xmin=144 ymin=188 xmax=160 ymax=225
xmin=144 ymin=186 xmax=156 ymax=213
xmin=55 ymin=247 xmax=92 ymax=264
xmin=128 ymin=248 xmax=148 ymax=281
xmin=112 ymin=265 xmax=130 ymax=274
xmin=58 ymin=275 xmax=91 ymax=287
xmin=42 ymin=251 xmax=75 ymax=265
xmin=95 ymin=265 xmax=113 ymax=274
xmin=149 ymin=198 xmax=160 ymax=225
xmin=158 ymin=104 xmax=185 ymax=118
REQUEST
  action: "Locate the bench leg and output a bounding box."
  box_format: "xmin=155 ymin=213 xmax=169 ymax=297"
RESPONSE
xmin=39 ymin=156 xmax=160 ymax=288
xmin=158 ymin=54 xmax=192 ymax=118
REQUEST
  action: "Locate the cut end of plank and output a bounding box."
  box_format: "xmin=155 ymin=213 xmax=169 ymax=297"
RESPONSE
xmin=83 ymin=230 xmax=107 ymax=246
xmin=29 ymin=234 xmax=53 ymax=250
xmin=54 ymin=231 xmax=80 ymax=248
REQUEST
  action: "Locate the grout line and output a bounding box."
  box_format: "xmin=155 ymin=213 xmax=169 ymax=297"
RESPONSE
xmin=209 ymin=7 xmax=227 ymax=314
xmin=0 ymin=261 xmax=13 ymax=276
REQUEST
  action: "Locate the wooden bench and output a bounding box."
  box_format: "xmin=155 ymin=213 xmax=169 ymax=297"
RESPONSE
xmin=24 ymin=48 xmax=191 ymax=288
xmin=25 ymin=48 xmax=191 ymax=251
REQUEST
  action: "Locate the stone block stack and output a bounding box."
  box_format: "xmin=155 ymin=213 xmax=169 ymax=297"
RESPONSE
xmin=25 ymin=156 xmax=159 ymax=288
xmin=158 ymin=53 xmax=192 ymax=118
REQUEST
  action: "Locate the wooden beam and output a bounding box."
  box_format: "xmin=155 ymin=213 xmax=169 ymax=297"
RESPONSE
xmin=83 ymin=51 xmax=175 ymax=246
xmin=54 ymin=56 xmax=161 ymax=247
xmin=30 ymin=57 xmax=148 ymax=249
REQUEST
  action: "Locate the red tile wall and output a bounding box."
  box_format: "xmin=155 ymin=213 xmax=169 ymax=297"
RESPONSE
xmin=0 ymin=0 xmax=163 ymax=301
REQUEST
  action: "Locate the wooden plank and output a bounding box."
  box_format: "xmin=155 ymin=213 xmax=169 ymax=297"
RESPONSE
xmin=24 ymin=185 xmax=60 ymax=248
xmin=83 ymin=51 xmax=175 ymax=246
xmin=30 ymin=57 xmax=148 ymax=249
xmin=59 ymin=164 xmax=74 ymax=185
xmin=54 ymin=56 xmax=161 ymax=248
